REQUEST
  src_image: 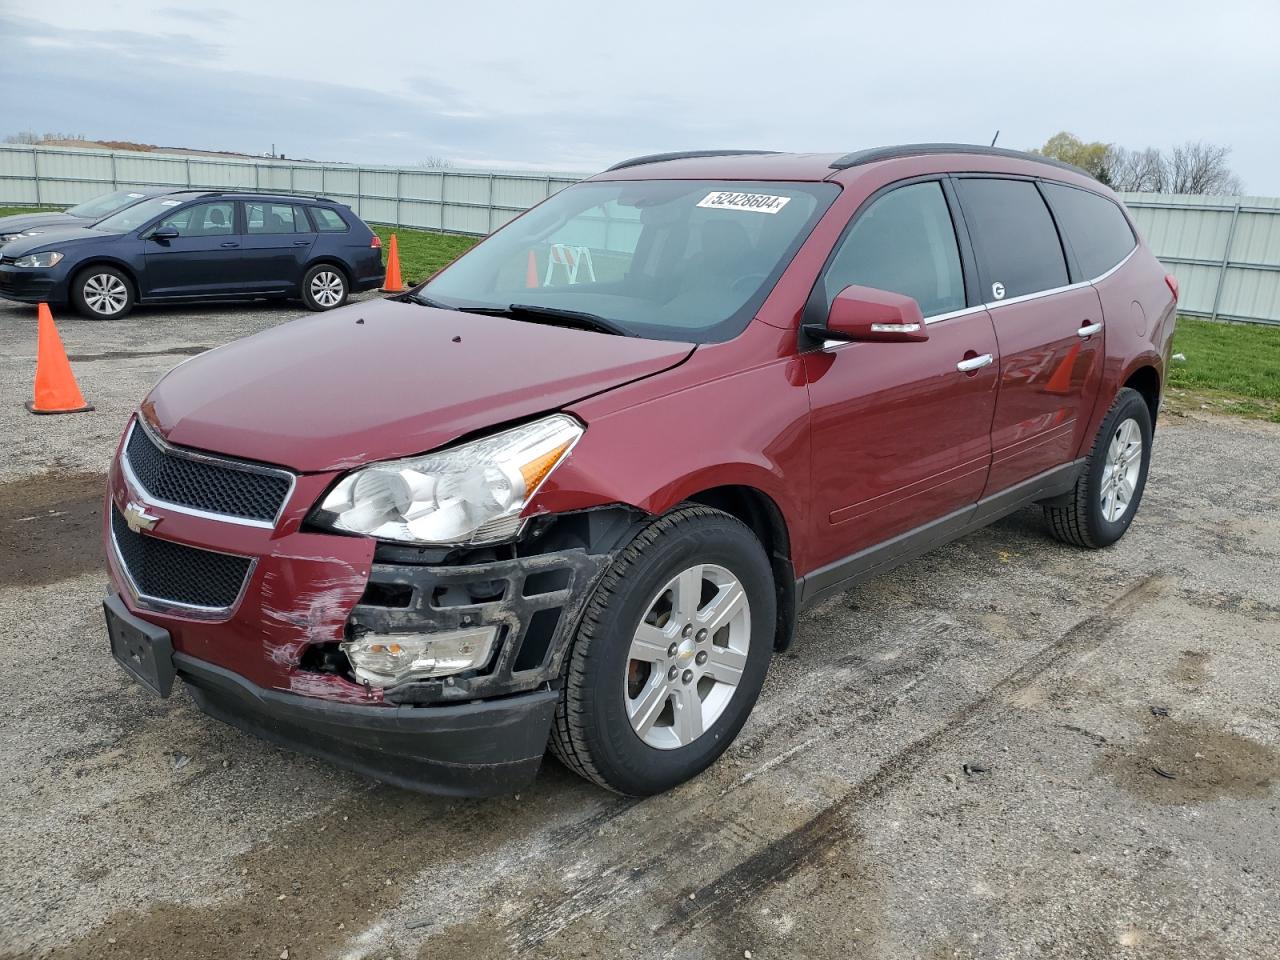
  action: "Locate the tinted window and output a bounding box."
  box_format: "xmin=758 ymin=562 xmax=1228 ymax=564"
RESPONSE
xmin=955 ymin=178 xmax=1068 ymax=301
xmin=293 ymin=206 xmax=314 ymax=232
xmin=246 ymin=202 xmax=306 ymax=234
xmin=157 ymin=201 xmax=235 ymax=238
xmin=823 ymin=181 xmax=965 ymax=317
xmin=311 ymin=207 xmax=349 ymax=232
xmin=1041 ymin=182 xmax=1136 ymax=279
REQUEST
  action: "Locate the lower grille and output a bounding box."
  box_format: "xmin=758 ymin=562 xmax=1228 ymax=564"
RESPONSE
xmin=111 ymin=505 xmax=253 ymax=612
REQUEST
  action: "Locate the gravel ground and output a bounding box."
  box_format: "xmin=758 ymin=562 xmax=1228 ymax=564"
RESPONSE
xmin=1 ymin=297 xmax=1278 ymax=960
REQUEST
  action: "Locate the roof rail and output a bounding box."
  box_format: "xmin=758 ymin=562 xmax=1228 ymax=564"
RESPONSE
xmin=606 ymin=149 xmax=781 ymax=172
xmin=829 ymin=143 xmax=1091 ymax=178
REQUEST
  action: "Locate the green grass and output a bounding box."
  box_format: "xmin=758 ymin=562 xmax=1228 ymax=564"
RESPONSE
xmin=1168 ymin=317 xmax=1280 ymax=420
xmin=369 ymin=224 xmax=477 ymax=284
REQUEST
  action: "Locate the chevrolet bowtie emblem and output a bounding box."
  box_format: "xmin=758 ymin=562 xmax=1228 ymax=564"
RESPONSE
xmin=123 ymin=501 xmax=161 ymax=534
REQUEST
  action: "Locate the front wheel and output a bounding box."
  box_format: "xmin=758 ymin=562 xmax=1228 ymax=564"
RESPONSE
xmin=1045 ymin=387 xmax=1153 ymax=548
xmin=72 ymin=266 xmax=135 ymax=320
xmin=301 ymin=264 xmax=348 ymax=311
xmin=551 ymin=506 xmax=775 ymax=796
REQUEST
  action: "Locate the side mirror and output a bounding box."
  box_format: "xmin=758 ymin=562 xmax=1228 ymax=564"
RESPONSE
xmin=803 ymin=284 xmax=929 ymax=344
xmin=150 ymin=225 xmax=180 ymax=241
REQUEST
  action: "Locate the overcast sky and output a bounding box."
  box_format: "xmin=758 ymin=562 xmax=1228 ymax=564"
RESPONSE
xmin=3 ymin=0 xmax=1279 ymax=191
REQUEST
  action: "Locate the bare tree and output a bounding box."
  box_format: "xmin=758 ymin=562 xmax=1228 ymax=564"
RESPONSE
xmin=1105 ymin=140 xmax=1243 ymax=195
xmin=1107 ymin=146 xmax=1167 ymax=193
xmin=1166 ymin=141 xmax=1243 ymax=195
xmin=417 ymin=155 xmax=454 ymax=169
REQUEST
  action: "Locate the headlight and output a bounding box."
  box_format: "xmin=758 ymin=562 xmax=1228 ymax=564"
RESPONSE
xmin=13 ymin=251 xmax=63 ymax=268
xmin=313 ymin=414 xmax=582 ymax=545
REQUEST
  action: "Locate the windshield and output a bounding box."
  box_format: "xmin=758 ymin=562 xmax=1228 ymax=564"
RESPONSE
xmin=66 ymin=190 xmax=154 ymax=220
xmin=94 ymin=194 xmax=190 ymax=233
xmin=421 ymin=179 xmax=838 ymax=343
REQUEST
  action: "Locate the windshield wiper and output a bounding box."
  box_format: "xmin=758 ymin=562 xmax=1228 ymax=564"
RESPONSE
xmin=406 ymin=292 xmax=454 ymax=309
xmin=409 ymin=296 xmax=632 ymax=337
xmin=492 ymin=303 xmax=633 ymax=337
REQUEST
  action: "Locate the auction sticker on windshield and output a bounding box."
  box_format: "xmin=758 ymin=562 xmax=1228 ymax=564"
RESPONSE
xmin=696 ymin=191 xmax=791 ymax=214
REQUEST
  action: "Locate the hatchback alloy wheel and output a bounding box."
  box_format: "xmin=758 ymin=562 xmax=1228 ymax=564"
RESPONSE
xmin=84 ymin=273 xmax=129 ymax=316
xmin=310 ymin=270 xmax=345 ymax=308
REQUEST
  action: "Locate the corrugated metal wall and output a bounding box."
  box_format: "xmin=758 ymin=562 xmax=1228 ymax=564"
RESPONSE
xmin=1118 ymin=193 xmax=1280 ymax=326
xmin=0 ymin=143 xmax=579 ymax=237
xmin=3 ymin=145 xmax=1278 ymax=325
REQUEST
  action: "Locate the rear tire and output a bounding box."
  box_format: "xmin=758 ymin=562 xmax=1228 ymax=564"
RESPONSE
xmin=1044 ymin=387 xmax=1153 ymax=548
xmin=551 ymin=506 xmax=775 ymax=796
xmin=71 ymin=265 xmax=134 ymax=320
xmin=301 ymin=264 xmax=348 ymax=311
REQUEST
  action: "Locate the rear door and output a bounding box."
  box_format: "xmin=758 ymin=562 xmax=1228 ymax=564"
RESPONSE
xmin=952 ymin=177 xmax=1104 ymax=496
xmin=141 ymin=199 xmax=243 ymax=297
xmin=803 ymin=179 xmax=999 ymax=582
xmin=239 ymin=201 xmax=316 ymax=292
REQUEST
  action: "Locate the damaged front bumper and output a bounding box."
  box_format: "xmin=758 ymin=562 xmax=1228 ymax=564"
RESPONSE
xmin=104 ymin=433 xmax=627 ymax=795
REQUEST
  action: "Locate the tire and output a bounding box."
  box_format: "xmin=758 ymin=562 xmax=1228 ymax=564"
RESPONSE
xmin=71 ymin=265 xmax=134 ymax=320
xmin=551 ymin=505 xmax=775 ymax=796
xmin=301 ymin=264 xmax=348 ymax=311
xmin=1044 ymin=387 xmax=1153 ymax=549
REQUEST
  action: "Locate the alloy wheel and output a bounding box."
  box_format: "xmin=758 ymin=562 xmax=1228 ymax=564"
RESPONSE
xmin=624 ymin=562 xmax=751 ymax=750
xmin=1100 ymin=417 xmax=1143 ymax=522
xmin=84 ymin=273 xmax=128 ymax=316
xmin=310 ymin=270 xmax=344 ymax=307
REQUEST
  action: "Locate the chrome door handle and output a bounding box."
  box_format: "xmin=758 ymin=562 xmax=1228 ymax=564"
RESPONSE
xmin=956 ymin=353 xmax=994 ymax=372
xmin=219 ymin=241 xmax=239 ymax=248
xmin=1078 ymin=321 xmax=1103 ymax=337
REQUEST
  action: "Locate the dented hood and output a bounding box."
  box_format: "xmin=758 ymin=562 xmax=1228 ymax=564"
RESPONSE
xmin=146 ymin=298 xmax=693 ymax=472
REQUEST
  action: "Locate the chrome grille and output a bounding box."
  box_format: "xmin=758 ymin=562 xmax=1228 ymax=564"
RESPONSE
xmin=124 ymin=421 xmax=293 ymax=525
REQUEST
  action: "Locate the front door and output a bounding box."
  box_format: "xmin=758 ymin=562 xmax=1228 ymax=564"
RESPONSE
xmin=803 ymin=179 xmax=999 ymax=583
xmin=952 ymin=177 xmax=1105 ymax=494
xmin=141 ymin=199 xmax=242 ymax=298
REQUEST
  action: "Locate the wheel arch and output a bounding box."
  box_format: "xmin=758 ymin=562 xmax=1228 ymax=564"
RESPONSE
xmin=70 ymin=257 xmax=140 ymax=294
xmin=1122 ymin=363 xmax=1162 ymax=430
xmin=683 ymin=484 xmax=798 ymax=651
xmin=303 ymin=257 xmax=352 ymax=283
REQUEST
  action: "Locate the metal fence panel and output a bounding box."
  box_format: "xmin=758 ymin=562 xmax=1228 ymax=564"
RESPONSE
xmin=4 ymin=145 xmax=1280 ymax=324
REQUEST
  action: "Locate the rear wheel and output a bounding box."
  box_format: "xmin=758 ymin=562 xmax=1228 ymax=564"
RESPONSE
xmin=301 ymin=264 xmax=348 ymax=311
xmin=551 ymin=506 xmax=774 ymax=796
xmin=1044 ymin=387 xmax=1153 ymax=548
xmin=71 ymin=266 xmax=134 ymax=320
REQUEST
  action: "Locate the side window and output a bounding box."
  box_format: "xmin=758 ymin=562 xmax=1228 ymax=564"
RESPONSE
xmin=293 ymin=206 xmax=314 ymax=232
xmin=1041 ymin=182 xmax=1136 ymax=279
xmin=823 ymin=181 xmax=965 ymax=318
xmin=245 ymin=202 xmax=305 ymax=235
xmin=954 ymin=178 xmax=1068 ymax=301
xmin=311 ymin=207 xmax=349 ymax=232
xmin=157 ymin=201 xmax=235 ymax=237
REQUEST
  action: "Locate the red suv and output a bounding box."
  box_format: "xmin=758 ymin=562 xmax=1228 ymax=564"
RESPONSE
xmin=104 ymin=145 xmax=1176 ymax=797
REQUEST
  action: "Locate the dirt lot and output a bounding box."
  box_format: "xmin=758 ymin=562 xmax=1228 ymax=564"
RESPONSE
xmin=1 ymin=297 xmax=1278 ymax=960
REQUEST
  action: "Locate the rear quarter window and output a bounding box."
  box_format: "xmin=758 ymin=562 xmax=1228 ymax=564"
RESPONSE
xmin=311 ymin=207 xmax=350 ymax=232
xmin=955 ymin=178 xmax=1068 ymax=301
xmin=1041 ymin=182 xmax=1136 ymax=279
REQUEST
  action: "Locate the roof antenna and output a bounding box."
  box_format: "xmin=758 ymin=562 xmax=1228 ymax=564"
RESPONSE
xmin=990 ymin=130 xmax=1000 ymax=147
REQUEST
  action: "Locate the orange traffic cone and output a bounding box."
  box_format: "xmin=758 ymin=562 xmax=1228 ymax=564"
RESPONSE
xmin=526 ymin=249 xmax=539 ymax=288
xmin=1043 ymin=340 xmax=1081 ymax=396
xmin=380 ymin=234 xmax=405 ymax=292
xmin=27 ymin=303 xmax=93 ymax=415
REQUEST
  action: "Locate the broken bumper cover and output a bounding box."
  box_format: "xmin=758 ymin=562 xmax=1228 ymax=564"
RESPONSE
xmin=176 ymin=651 xmax=559 ymax=796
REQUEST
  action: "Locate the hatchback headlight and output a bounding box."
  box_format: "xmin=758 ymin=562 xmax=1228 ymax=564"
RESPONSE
xmin=312 ymin=414 xmax=582 ymax=545
xmin=13 ymin=251 xmax=63 ymax=268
